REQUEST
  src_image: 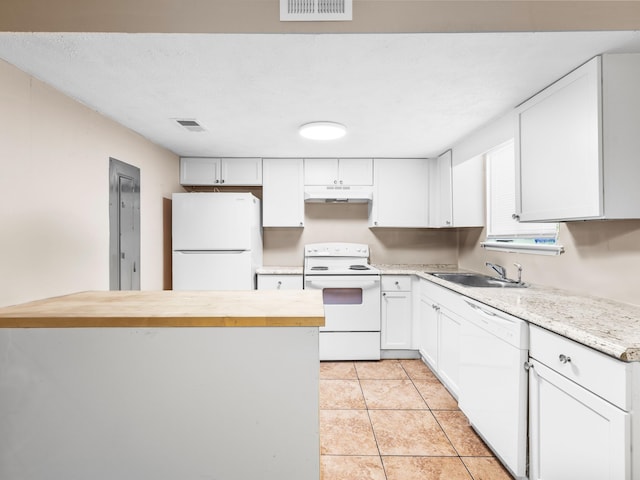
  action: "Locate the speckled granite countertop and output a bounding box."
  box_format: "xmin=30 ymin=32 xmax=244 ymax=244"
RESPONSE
xmin=257 ymin=266 xmax=303 ymax=275
xmin=375 ymin=264 xmax=640 ymax=362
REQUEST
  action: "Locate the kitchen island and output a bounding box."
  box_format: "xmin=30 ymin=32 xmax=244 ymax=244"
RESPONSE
xmin=0 ymin=290 xmax=325 ymax=480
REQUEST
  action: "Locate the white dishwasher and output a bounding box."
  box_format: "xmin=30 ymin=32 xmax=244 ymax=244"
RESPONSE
xmin=458 ymin=297 xmax=529 ymax=479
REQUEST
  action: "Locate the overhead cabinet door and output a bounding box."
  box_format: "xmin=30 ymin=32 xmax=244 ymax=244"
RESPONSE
xmin=221 ymin=158 xmax=262 ymax=185
xmin=262 ymin=158 xmax=304 ymax=227
xmin=516 ymin=58 xmax=602 ymax=221
xmin=180 ymin=157 xmax=262 ymax=185
xmin=180 ymin=157 xmax=220 ymax=185
xmin=515 ymin=54 xmax=640 ymax=222
xmin=304 ymin=158 xmax=373 ymax=186
xmin=338 ymin=158 xmax=373 ymax=185
xmin=370 ymin=158 xmax=429 ymax=227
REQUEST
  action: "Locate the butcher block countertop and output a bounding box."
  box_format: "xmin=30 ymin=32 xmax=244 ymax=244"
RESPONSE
xmin=0 ymin=290 xmax=325 ymax=328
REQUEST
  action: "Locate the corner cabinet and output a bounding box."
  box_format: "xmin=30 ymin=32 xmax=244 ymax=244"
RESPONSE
xmin=380 ymin=276 xmax=413 ymax=350
xmin=262 ymin=158 xmax=304 ymax=227
xmin=452 ymin=153 xmax=485 ymax=227
xmin=429 ymin=150 xmax=453 ymax=227
xmin=515 ymin=54 xmax=640 ymax=221
xmin=369 ymin=158 xmax=429 ymax=228
xmin=528 ymin=325 xmax=633 ymax=480
xmin=180 ymin=157 xmax=262 ymax=186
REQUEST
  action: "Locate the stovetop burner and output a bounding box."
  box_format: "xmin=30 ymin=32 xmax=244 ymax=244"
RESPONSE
xmin=303 ymin=243 xmax=380 ymax=276
xmin=349 ymin=265 xmax=370 ymax=271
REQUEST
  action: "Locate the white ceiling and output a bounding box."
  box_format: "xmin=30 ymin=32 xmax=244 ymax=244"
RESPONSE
xmin=1 ymin=31 xmax=640 ymax=158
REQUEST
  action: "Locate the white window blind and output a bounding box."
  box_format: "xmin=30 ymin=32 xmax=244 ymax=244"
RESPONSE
xmin=484 ymin=140 xmax=563 ymax=255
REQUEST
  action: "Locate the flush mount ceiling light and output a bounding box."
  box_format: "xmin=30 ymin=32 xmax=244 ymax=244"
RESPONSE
xmin=299 ymin=121 xmax=347 ymax=140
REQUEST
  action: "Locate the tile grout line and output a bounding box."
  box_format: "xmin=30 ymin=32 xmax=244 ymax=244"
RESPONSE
xmin=400 ymin=360 xmax=479 ymax=479
xmin=356 ymin=363 xmax=390 ymax=480
xmin=320 ymin=360 xmax=510 ymax=479
xmin=402 ymin=359 xmax=491 ymax=480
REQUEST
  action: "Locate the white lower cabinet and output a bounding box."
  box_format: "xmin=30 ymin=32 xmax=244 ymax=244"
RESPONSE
xmin=529 ymin=325 xmax=632 ymax=480
xmin=381 ymin=276 xmax=413 ymax=350
xmin=411 ymin=279 xmax=638 ymax=480
xmin=418 ymin=293 xmax=439 ymax=370
xmin=417 ymin=279 xmax=463 ymax=398
xmin=257 ymin=274 xmax=303 ymax=290
xmin=437 ymin=308 xmax=461 ymax=396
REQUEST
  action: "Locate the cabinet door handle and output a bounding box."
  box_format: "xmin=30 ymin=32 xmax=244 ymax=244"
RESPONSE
xmin=559 ymin=354 xmax=571 ymax=364
xmin=512 ymin=213 xmax=520 ymax=221
xmin=382 ymin=292 xmax=386 ymax=296
xmin=277 ymin=281 xmax=282 ymax=290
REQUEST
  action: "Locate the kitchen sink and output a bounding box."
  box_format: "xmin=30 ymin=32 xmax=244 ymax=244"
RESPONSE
xmin=427 ymin=272 xmax=527 ymax=288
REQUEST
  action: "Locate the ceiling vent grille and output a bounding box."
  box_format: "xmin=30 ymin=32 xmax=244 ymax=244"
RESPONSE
xmin=280 ymin=0 xmax=352 ymax=21
xmin=174 ymin=119 xmax=206 ymax=132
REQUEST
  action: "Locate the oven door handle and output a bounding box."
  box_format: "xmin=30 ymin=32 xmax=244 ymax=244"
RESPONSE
xmin=305 ymin=279 xmax=380 ymax=290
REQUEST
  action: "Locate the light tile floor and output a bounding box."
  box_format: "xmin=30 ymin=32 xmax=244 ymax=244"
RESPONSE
xmin=320 ymin=359 xmax=514 ymax=480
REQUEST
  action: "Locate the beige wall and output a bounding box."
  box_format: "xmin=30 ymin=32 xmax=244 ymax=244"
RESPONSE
xmin=1 ymin=1 xmax=640 ymax=33
xmin=264 ymin=203 xmax=458 ymax=266
xmin=453 ymin=111 xmax=640 ymax=306
xmin=459 ymin=221 xmax=640 ymax=306
xmin=0 ymin=59 xmax=181 ymax=307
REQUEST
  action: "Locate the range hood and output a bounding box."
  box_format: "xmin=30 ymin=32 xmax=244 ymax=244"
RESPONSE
xmin=304 ymin=185 xmax=373 ymax=203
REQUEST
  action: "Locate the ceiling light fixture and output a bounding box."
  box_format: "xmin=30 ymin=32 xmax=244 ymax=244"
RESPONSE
xmin=299 ymin=121 xmax=347 ymax=141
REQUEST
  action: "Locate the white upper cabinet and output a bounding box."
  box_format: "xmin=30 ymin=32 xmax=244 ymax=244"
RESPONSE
xmin=451 ymin=153 xmax=484 ymax=227
xmin=180 ymin=157 xmax=262 ymax=186
xmin=304 ymin=158 xmax=373 ymax=186
xmin=515 ymin=54 xmax=640 ymax=222
xmin=369 ymin=158 xmax=429 ymax=227
xmin=262 ymin=158 xmax=304 ymax=228
xmin=429 ymin=150 xmax=453 ymax=227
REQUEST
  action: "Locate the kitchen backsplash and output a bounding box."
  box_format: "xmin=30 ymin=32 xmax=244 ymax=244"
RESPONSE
xmin=263 ymin=203 xmax=459 ymax=266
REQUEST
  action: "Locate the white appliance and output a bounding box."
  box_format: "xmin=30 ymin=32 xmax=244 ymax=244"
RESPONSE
xmin=172 ymin=192 xmax=262 ymax=290
xmin=458 ymin=297 xmax=529 ymax=479
xmin=303 ymin=243 xmax=381 ymax=361
xmin=304 ymin=185 xmax=373 ymax=203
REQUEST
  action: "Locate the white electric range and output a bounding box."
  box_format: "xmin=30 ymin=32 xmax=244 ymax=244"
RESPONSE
xmin=303 ymin=243 xmax=381 ymax=361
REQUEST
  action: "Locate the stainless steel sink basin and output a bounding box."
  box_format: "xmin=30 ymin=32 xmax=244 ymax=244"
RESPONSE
xmin=427 ymin=272 xmax=527 ymax=288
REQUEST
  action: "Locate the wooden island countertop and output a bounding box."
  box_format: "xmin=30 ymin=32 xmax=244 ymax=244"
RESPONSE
xmin=0 ymin=289 xmax=325 ymax=328
xmin=0 ymin=289 xmax=325 ymax=480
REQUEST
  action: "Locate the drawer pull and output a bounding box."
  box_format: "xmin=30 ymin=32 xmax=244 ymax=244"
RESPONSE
xmin=559 ymin=354 xmax=571 ymax=364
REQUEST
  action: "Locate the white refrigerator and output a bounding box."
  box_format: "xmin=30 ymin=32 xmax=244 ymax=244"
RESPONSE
xmin=172 ymin=192 xmax=262 ymax=290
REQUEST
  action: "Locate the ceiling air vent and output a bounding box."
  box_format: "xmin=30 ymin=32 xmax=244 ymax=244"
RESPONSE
xmin=280 ymin=0 xmax=352 ymax=21
xmin=174 ymin=119 xmax=206 ymax=132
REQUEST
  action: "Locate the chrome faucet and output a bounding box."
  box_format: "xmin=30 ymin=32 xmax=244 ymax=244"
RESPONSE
xmin=513 ymin=263 xmax=523 ymax=284
xmin=485 ymin=262 xmax=507 ymax=279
